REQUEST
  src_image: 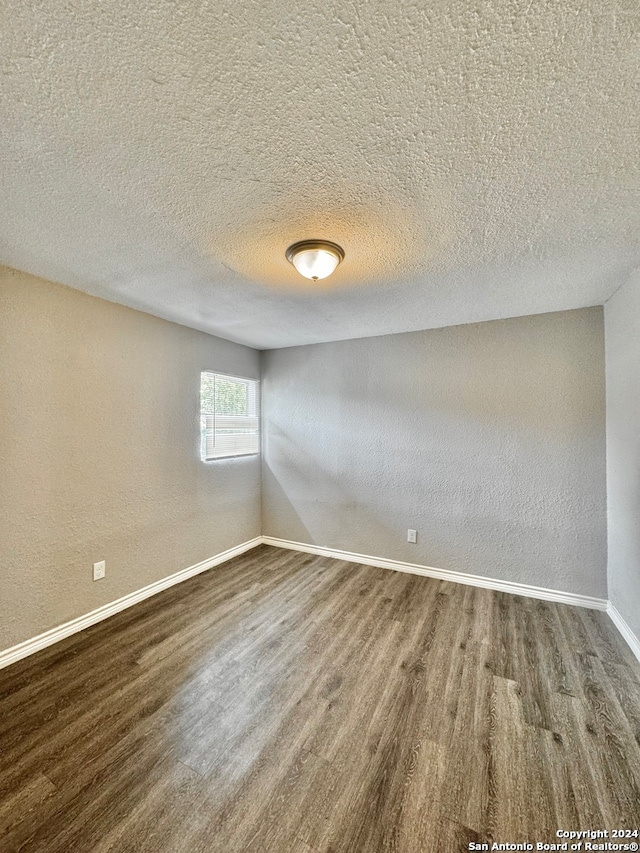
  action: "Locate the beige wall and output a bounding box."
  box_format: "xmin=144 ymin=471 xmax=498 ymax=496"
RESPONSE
xmin=262 ymin=308 xmax=607 ymax=597
xmin=0 ymin=267 xmax=612 ymax=654
xmin=0 ymin=266 xmax=261 ymax=650
xmin=606 ymin=271 xmax=640 ymax=640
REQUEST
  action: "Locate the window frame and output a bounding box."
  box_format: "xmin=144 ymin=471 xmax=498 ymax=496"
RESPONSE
xmin=200 ymin=371 xmax=260 ymax=462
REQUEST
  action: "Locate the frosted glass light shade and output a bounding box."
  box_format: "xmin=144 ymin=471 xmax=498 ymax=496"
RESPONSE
xmin=286 ymin=240 xmax=344 ymax=281
xmin=292 ymin=248 xmax=339 ymax=280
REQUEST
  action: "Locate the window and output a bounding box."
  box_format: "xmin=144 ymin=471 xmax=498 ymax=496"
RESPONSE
xmin=200 ymin=372 xmax=259 ymax=460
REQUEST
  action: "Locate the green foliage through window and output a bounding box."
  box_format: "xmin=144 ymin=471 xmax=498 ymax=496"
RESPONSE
xmin=200 ymin=372 xmax=260 ymax=460
xmin=201 ymin=375 xmax=248 ymax=415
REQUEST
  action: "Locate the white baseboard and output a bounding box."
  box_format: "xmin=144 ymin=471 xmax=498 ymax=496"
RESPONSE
xmin=262 ymin=537 xmax=640 ymax=664
xmin=607 ymin=602 xmax=640 ymax=664
xmin=5 ymin=535 xmax=639 ymax=673
xmin=0 ymin=537 xmax=262 ymax=672
xmin=260 ymin=536 xmax=609 ymax=611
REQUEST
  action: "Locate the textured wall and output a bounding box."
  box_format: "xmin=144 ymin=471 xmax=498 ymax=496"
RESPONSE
xmin=605 ymin=272 xmax=640 ymax=640
xmin=262 ymin=308 xmax=607 ymax=596
xmin=0 ymin=266 xmax=261 ymax=650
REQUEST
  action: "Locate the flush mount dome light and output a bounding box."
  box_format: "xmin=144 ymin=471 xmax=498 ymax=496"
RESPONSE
xmin=285 ymin=240 xmax=345 ymax=281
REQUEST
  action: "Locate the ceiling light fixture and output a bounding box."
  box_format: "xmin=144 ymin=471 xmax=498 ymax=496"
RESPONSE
xmin=285 ymin=240 xmax=345 ymax=281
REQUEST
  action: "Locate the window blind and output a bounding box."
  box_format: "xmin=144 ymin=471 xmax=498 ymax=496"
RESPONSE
xmin=200 ymin=372 xmax=259 ymax=460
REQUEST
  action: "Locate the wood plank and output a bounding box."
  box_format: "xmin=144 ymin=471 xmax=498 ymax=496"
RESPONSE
xmin=1 ymin=545 xmax=639 ymax=852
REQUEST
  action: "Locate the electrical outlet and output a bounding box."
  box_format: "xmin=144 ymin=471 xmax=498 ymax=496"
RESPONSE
xmin=407 ymin=529 xmax=417 ymax=544
xmin=93 ymin=560 xmax=106 ymax=581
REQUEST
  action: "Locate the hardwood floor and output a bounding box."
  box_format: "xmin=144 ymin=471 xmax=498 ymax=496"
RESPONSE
xmin=1 ymin=545 xmax=639 ymax=852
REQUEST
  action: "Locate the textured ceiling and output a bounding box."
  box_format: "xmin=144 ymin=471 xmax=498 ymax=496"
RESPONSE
xmin=1 ymin=1 xmax=638 ymax=349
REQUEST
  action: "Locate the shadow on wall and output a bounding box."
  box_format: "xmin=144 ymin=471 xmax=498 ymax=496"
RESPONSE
xmin=261 ymin=463 xmax=312 ymax=545
xmin=261 ymin=311 xmax=607 ymax=597
xmin=261 ymin=422 xmax=401 ymax=551
xmin=262 ymin=413 xmax=604 ymax=595
xmin=262 ymin=420 xmax=500 ymax=568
